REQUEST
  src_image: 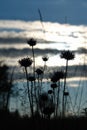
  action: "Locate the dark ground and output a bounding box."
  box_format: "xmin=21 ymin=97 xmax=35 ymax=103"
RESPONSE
xmin=0 ymin=110 xmax=87 ymax=130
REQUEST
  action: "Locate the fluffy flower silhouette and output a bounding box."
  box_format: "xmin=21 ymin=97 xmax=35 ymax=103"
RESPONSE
xmin=51 ymin=83 xmax=57 ymax=89
xmin=51 ymin=70 xmax=64 ymax=82
xmin=48 ymin=90 xmax=53 ymax=94
xmin=27 ymin=38 xmax=36 ymax=47
xmin=28 ymin=76 xmax=35 ymax=81
xmin=35 ymin=68 xmax=43 ymax=75
xmin=42 ymin=56 xmax=49 ymax=62
xmin=19 ymin=57 xmax=32 ymax=68
xmin=60 ymin=50 xmax=75 ymax=60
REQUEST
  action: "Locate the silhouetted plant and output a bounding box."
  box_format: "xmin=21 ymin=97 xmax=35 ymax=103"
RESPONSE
xmin=64 ymin=91 xmax=69 ymax=114
xmin=17 ymin=36 xmax=76 ymax=118
xmin=43 ymin=106 xmax=55 ymax=119
xmin=51 ymin=75 xmax=58 ymax=82
xmin=36 ymin=68 xmax=43 ymax=94
xmin=35 ymin=68 xmax=44 ymax=113
xmin=40 ymin=93 xmax=48 ymax=101
xmin=19 ymin=57 xmax=32 ymax=68
xmin=0 ymin=63 xmax=13 ymax=110
xmin=54 ymin=71 xmax=65 ymax=80
xmin=6 ymin=67 xmax=15 ymax=110
xmin=36 ymin=68 xmax=43 ymax=75
xmin=48 ymin=90 xmax=53 ymax=94
xmin=42 ymin=56 xmax=48 ymax=61
xmin=39 ymin=92 xmax=54 ymax=118
xmin=50 ymin=83 xmax=57 ymax=116
xmin=50 ymin=70 xmax=65 ymax=117
xmin=60 ymin=50 xmax=75 ymax=117
xmin=27 ymin=38 xmax=36 ymax=77
xmin=42 ymin=56 xmax=49 ymax=71
xmin=55 ymin=71 xmax=65 ymax=116
xmin=28 ymin=75 xmax=35 ymax=116
xmin=64 ymin=92 xmax=69 ymax=96
xmin=27 ymin=38 xmax=36 ymax=47
xmin=39 ymin=93 xmax=48 ymax=117
xmin=40 ymin=56 xmax=49 ymax=89
xmin=51 ymin=83 xmax=58 ymax=89
xmin=60 ymin=50 xmax=74 ymax=60
xmin=19 ymin=57 xmax=33 ymax=116
xmin=28 ymin=76 xmax=35 ymax=82
xmin=27 ymin=38 xmax=37 ymax=112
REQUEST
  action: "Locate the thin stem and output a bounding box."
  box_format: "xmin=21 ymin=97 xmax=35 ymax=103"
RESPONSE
xmin=6 ymin=66 xmax=15 ymax=110
xmin=32 ymin=46 xmax=35 ymax=77
xmin=41 ymin=61 xmax=46 ymax=88
xmin=56 ymin=81 xmax=60 ymax=116
xmin=25 ymin=67 xmax=33 ymax=117
xmin=31 ymin=81 xmax=34 ymax=114
xmin=62 ymin=59 xmax=68 ymax=117
xmin=32 ymin=46 xmax=37 ymax=113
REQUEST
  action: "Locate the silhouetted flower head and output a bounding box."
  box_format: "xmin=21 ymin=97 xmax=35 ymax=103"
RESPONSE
xmin=54 ymin=71 xmax=65 ymax=80
xmin=35 ymin=68 xmax=43 ymax=75
xmin=51 ymin=83 xmax=57 ymax=89
xmin=51 ymin=75 xmax=58 ymax=82
xmin=48 ymin=90 xmax=53 ymax=94
xmin=27 ymin=38 xmax=36 ymax=46
xmin=19 ymin=57 xmax=32 ymax=68
xmin=39 ymin=92 xmax=55 ymax=117
xmin=64 ymin=91 xmax=69 ymax=96
xmin=43 ymin=106 xmax=55 ymax=116
xmin=42 ymin=56 xmax=49 ymax=62
xmin=39 ymin=93 xmax=48 ymax=101
xmin=50 ymin=71 xmax=64 ymax=82
xmin=28 ymin=76 xmax=35 ymax=81
xmin=60 ymin=50 xmax=75 ymax=60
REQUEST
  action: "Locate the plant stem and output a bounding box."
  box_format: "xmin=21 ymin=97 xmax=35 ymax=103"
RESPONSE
xmin=25 ymin=67 xmax=33 ymax=117
xmin=56 ymin=81 xmax=60 ymax=116
xmin=62 ymin=59 xmax=68 ymax=117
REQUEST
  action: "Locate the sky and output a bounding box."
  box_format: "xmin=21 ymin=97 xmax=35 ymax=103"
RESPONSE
xmin=0 ymin=0 xmax=87 ymax=74
xmin=0 ymin=0 xmax=87 ymax=25
xmin=1 ymin=0 xmax=87 ymax=113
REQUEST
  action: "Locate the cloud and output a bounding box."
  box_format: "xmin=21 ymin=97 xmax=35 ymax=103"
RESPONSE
xmin=0 ymin=20 xmax=43 ymax=31
xmin=0 ymin=48 xmax=59 ymax=57
xmin=0 ymin=20 xmax=87 ymax=68
xmin=77 ymin=47 xmax=87 ymax=54
xmin=0 ymin=37 xmax=26 ymax=43
xmin=0 ymin=20 xmax=87 ymax=45
xmin=1 ymin=46 xmax=87 ymax=60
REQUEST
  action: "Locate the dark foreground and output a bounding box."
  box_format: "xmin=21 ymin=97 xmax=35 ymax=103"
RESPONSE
xmin=1 ymin=110 xmax=87 ymax=130
xmin=3 ymin=117 xmax=87 ymax=130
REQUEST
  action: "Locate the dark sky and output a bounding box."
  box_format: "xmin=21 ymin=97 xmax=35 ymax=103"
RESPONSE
xmin=0 ymin=0 xmax=87 ymax=25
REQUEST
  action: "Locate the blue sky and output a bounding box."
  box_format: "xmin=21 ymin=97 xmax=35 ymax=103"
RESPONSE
xmin=0 ymin=0 xmax=87 ymax=25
